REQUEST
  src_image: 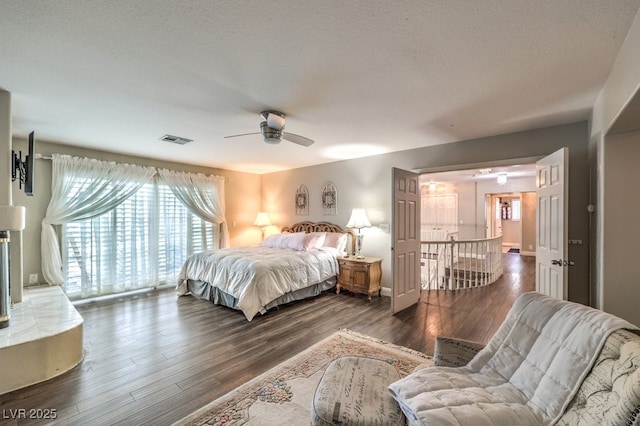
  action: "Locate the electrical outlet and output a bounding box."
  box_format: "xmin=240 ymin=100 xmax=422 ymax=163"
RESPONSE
xmin=29 ymin=273 xmax=38 ymax=284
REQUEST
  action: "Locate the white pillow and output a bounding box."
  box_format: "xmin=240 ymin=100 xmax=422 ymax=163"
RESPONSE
xmin=261 ymin=232 xmax=300 ymax=248
xmin=284 ymin=232 xmax=306 ymax=250
xmin=261 ymin=233 xmax=284 ymax=248
xmin=262 ymin=232 xmax=319 ymax=251
xmin=262 ymin=232 xmax=328 ymax=251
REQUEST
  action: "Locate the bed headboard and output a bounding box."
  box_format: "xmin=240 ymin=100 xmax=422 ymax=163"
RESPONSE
xmin=281 ymin=221 xmax=357 ymax=255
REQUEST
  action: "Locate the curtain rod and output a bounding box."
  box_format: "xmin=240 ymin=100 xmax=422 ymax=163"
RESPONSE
xmin=33 ymin=153 xmax=227 ymax=181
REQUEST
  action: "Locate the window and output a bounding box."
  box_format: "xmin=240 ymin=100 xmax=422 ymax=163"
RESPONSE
xmin=499 ymin=198 xmax=521 ymax=221
xmin=41 ymin=155 xmax=226 ymax=296
xmin=63 ymin=181 xmax=216 ymax=299
xmin=511 ymin=199 xmax=521 ymax=221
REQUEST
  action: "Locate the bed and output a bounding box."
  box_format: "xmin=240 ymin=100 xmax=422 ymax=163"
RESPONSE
xmin=176 ymin=221 xmax=356 ymax=321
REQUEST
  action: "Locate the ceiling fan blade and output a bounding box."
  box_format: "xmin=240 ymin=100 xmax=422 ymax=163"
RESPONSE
xmin=224 ymin=132 xmax=260 ymax=139
xmin=283 ymin=132 xmax=314 ymax=147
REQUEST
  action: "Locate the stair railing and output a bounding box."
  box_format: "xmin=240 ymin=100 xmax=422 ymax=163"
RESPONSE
xmin=420 ymin=235 xmax=503 ymax=290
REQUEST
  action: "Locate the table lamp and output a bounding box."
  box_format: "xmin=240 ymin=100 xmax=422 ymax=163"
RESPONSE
xmin=346 ymin=208 xmax=371 ymax=258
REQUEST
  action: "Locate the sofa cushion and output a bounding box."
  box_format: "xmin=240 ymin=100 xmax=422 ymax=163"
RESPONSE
xmin=388 ymin=292 xmax=639 ymax=425
xmin=433 ymin=336 xmax=486 ymax=367
xmin=311 ymin=356 xmax=404 ymax=426
xmin=557 ymin=329 xmax=640 ymax=426
xmin=388 ymin=365 xmax=543 ymax=425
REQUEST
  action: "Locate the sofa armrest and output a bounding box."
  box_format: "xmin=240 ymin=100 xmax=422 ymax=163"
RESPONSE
xmin=433 ymin=336 xmax=485 ymax=367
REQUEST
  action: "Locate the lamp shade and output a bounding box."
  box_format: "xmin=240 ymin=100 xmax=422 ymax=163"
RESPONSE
xmin=253 ymin=212 xmax=272 ymax=227
xmin=346 ymin=208 xmax=371 ymax=230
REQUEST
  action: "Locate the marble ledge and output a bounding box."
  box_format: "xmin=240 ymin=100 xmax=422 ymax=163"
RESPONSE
xmin=0 ymin=285 xmax=83 ymax=349
xmin=0 ymin=285 xmax=84 ymax=395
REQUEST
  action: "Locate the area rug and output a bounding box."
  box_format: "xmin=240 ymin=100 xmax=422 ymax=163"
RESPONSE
xmin=173 ymin=329 xmax=432 ymax=426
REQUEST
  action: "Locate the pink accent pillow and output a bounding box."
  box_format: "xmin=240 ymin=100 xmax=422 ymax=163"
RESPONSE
xmin=323 ymin=232 xmax=348 ymax=254
xmin=302 ymin=232 xmax=327 ymax=251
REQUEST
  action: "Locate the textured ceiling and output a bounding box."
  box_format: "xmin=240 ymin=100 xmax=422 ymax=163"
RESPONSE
xmin=1 ymin=1 xmax=639 ymax=174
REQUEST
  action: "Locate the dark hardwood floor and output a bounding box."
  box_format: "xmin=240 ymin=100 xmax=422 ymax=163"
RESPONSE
xmin=0 ymin=254 xmax=534 ymax=426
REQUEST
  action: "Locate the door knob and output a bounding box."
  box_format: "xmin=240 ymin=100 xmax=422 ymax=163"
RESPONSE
xmin=551 ymin=259 xmax=575 ymax=266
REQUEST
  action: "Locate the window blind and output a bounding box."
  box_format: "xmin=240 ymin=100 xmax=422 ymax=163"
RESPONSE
xmin=63 ymin=182 xmax=216 ymax=299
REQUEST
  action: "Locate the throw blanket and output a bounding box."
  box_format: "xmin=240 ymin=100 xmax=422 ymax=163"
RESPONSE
xmin=389 ymin=292 xmax=639 ymax=425
xmin=176 ymin=246 xmax=339 ymax=321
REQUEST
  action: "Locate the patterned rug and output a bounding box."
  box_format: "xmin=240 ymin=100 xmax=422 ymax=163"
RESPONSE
xmin=173 ymin=329 xmax=432 ymax=426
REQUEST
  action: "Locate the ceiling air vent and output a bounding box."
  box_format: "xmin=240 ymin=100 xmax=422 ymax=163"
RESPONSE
xmin=160 ymin=134 xmax=193 ymax=145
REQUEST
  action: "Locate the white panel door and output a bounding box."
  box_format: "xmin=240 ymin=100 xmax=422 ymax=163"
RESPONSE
xmin=536 ymin=148 xmax=568 ymax=299
xmin=392 ymin=168 xmax=421 ymax=314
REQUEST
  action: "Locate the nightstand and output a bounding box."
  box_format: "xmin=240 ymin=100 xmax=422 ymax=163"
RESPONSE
xmin=337 ymin=256 xmax=383 ymax=301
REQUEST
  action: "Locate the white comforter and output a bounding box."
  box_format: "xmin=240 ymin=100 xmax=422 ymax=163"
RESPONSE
xmin=176 ymin=246 xmax=340 ymax=321
xmin=388 ymin=292 xmax=639 ymax=425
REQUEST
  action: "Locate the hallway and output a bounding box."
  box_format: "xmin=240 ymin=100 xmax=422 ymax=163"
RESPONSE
xmin=396 ymin=253 xmax=536 ymax=354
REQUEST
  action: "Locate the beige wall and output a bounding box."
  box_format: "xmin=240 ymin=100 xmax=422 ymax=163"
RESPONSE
xmin=10 ymin=138 xmax=261 ymax=288
xmin=261 ymin=122 xmax=591 ymax=303
xmin=590 ymin=7 xmax=640 ymax=323
xmin=419 ymin=178 xmax=536 ymax=244
xmin=10 ymin=122 xmax=591 ymax=305
xmin=446 ymin=182 xmax=478 ymax=239
xmin=602 ymin=131 xmax=640 ymax=326
xmin=476 ymin=177 xmax=537 ymax=248
xmin=521 ymin=192 xmax=536 ymax=255
xmin=500 ymin=196 xmax=521 ymax=246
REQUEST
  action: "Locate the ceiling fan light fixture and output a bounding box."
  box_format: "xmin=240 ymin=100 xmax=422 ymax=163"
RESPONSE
xmin=263 ymin=136 xmax=281 ymax=144
xmin=225 ymin=110 xmax=312 ymax=147
xmin=261 ymin=110 xmax=286 ymax=130
xmin=260 ymin=121 xmax=282 ymax=144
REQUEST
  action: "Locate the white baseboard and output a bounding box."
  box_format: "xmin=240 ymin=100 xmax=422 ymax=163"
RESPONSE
xmin=520 ymin=251 xmax=536 ymax=257
xmin=381 ymin=287 xmax=391 ymax=297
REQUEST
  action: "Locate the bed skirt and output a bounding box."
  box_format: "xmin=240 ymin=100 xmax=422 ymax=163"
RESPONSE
xmin=185 ymin=276 xmax=337 ymax=315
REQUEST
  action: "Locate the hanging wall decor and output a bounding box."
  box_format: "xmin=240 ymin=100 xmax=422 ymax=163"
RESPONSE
xmin=501 ymin=201 xmax=512 ymax=220
xmin=322 ymin=182 xmax=338 ymax=215
xmin=295 ymin=185 xmax=309 ymax=215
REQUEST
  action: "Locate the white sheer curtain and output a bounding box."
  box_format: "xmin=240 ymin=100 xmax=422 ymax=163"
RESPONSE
xmin=41 ymin=155 xmax=156 ymax=285
xmin=157 ymin=168 xmax=229 ymax=249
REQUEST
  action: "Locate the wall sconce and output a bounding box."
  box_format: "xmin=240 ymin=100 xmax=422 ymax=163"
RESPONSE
xmin=428 ymin=181 xmax=437 ymax=192
xmin=253 ymin=211 xmax=272 ymax=240
xmin=497 ymin=173 xmax=508 ymax=185
xmin=346 ymin=208 xmax=372 ymax=258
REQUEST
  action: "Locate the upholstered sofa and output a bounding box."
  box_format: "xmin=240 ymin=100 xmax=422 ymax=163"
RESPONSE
xmin=388 ymin=292 xmax=640 ymax=426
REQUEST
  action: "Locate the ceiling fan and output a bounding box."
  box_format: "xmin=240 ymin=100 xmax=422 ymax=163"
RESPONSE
xmin=224 ymin=110 xmax=314 ymax=147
